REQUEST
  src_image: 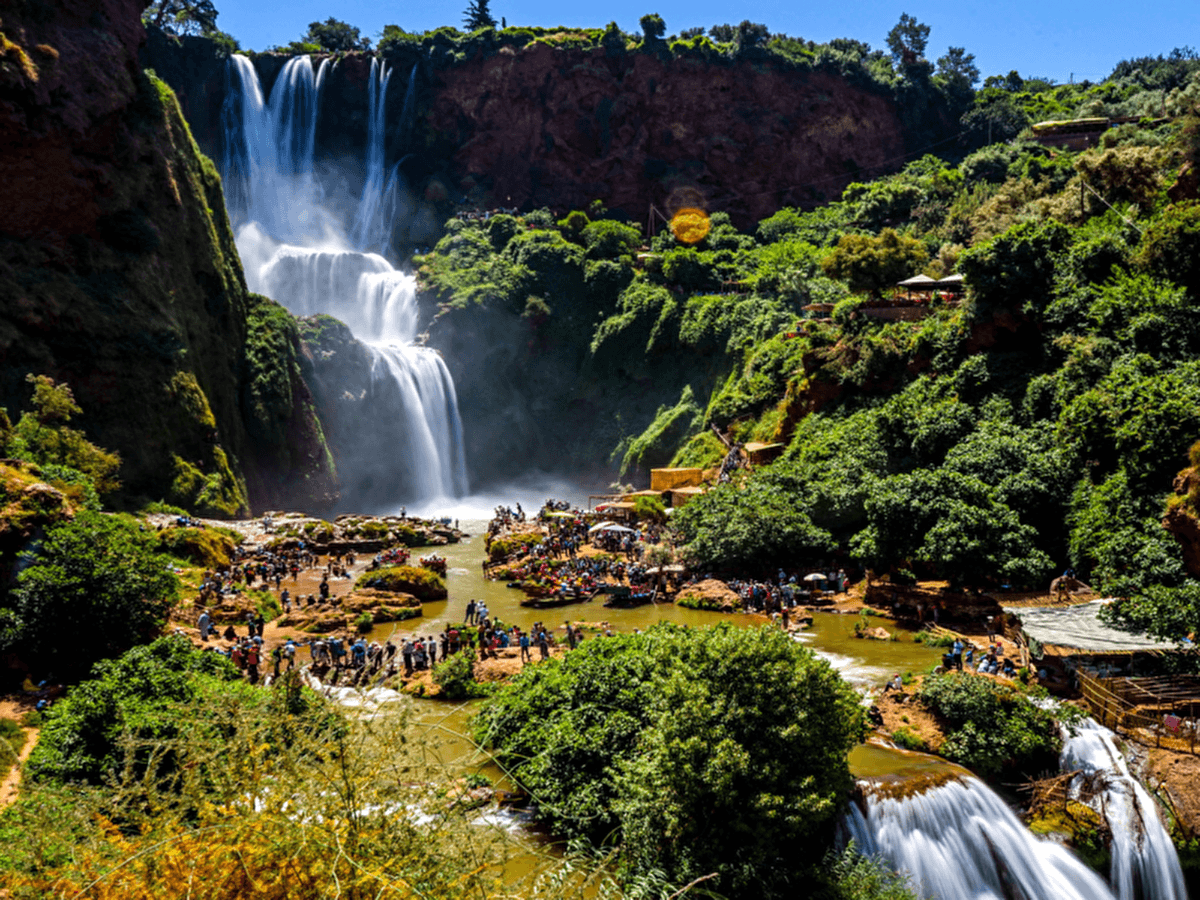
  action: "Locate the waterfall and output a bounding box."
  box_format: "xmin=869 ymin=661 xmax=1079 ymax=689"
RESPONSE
xmin=1060 ymin=719 xmax=1187 ymax=900
xmin=351 ymin=58 xmax=394 ymax=253
xmin=846 ymin=774 xmax=1119 ymax=900
xmin=222 ymin=55 xmax=468 ymax=507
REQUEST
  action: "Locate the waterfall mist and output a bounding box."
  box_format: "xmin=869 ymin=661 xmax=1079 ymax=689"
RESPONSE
xmin=222 ymin=54 xmax=468 ymax=511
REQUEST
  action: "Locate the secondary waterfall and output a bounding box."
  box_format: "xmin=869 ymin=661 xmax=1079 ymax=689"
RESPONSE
xmin=222 ymin=54 xmax=467 ymax=506
xmin=1061 ymin=719 xmax=1187 ymax=900
xmin=846 ymin=775 xmax=1119 ymax=900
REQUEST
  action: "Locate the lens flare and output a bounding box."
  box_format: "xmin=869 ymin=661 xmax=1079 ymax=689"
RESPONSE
xmin=670 ymin=208 xmax=711 ymax=244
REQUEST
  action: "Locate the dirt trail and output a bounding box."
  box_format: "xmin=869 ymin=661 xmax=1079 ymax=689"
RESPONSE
xmin=0 ymin=696 xmax=40 ymax=809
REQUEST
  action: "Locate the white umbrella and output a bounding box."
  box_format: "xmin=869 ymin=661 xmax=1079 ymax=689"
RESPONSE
xmin=600 ymin=524 xmax=636 ymax=533
xmin=587 ymin=521 xmax=616 ymax=533
xmin=803 ymin=573 xmax=827 ymax=582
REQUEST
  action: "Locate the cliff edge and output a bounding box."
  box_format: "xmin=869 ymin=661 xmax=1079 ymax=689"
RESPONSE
xmin=0 ymin=0 xmax=336 ymax=514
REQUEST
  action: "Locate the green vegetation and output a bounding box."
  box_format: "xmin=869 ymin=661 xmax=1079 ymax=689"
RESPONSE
xmin=2 ymin=375 xmax=121 ymax=496
xmin=354 ymin=564 xmax=448 ymax=601
xmin=0 ymin=511 xmax=180 ymax=679
xmin=2 ymin=638 xmax=632 ymax=900
xmin=154 ymin=524 xmax=239 ymax=568
xmin=474 ymin=623 xmax=864 ymax=898
xmin=918 ymin=673 xmax=1071 ymax=777
xmin=431 ymin=650 xmax=490 ymax=699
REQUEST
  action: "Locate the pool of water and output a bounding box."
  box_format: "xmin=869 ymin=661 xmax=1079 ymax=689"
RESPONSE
xmin=366 ymin=519 xmax=949 ymax=690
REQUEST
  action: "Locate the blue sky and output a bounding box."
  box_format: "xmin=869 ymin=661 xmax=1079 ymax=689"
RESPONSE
xmin=217 ymin=0 xmax=1196 ymax=85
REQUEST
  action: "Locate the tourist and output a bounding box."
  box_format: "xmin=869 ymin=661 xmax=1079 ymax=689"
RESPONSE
xmin=426 ymin=635 xmax=437 ymax=667
xmin=537 ymin=630 xmax=550 ymax=660
xmin=519 ymin=631 xmax=531 ymax=663
xmin=402 ymin=639 xmax=414 ymax=676
xmin=198 ymin=609 xmax=211 ymax=641
xmin=465 ymin=599 xmax=476 ymax=625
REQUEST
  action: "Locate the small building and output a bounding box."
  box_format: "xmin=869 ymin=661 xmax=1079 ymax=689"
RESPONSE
xmin=650 ymin=468 xmax=704 ymax=492
xmin=744 ymin=442 xmax=784 ymax=466
xmin=669 ymin=485 xmax=706 ymax=508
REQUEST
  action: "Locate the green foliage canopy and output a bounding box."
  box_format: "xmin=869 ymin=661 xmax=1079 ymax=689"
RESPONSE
xmin=473 ymin=624 xmax=864 ymax=898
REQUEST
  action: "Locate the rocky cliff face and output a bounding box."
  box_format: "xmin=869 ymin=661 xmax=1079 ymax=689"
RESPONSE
xmin=0 ymin=0 xmax=336 ymax=515
xmin=150 ymin=41 xmax=908 ymax=234
xmin=425 ymin=44 xmax=906 ymax=228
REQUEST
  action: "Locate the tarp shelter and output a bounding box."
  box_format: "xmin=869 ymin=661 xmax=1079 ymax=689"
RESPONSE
xmin=1005 ymin=600 xmax=1180 ymax=653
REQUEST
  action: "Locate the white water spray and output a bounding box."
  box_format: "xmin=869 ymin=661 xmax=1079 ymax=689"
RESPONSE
xmin=846 ymin=774 xmax=1119 ymax=900
xmin=222 ymin=55 xmax=468 ymax=505
xmin=1060 ymin=719 xmax=1187 ymax=900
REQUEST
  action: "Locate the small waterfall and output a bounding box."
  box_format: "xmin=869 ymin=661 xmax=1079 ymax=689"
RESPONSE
xmin=847 ymin=775 xmax=1118 ymax=900
xmin=351 ymin=58 xmax=394 ymax=253
xmin=1060 ymin=719 xmax=1187 ymax=900
xmin=223 ymin=55 xmax=333 ymax=242
xmin=222 ymin=55 xmax=469 ymax=506
xmin=398 ymin=63 xmax=419 ymax=149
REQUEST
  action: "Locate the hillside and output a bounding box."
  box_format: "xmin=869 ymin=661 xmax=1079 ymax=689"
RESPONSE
xmin=0 ymin=0 xmax=336 ymax=515
xmin=415 ymin=66 xmax=1200 ymax=640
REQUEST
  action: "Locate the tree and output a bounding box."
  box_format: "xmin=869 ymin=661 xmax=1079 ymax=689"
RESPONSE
xmin=937 ymin=46 xmax=980 ymax=91
xmin=821 ymin=228 xmax=928 ymax=297
xmin=1 ymin=512 xmax=179 ymax=678
xmin=142 ymin=0 xmax=218 ymax=36
xmin=735 ymin=20 xmax=770 ymax=50
xmin=473 ymin=624 xmax=864 ymax=899
xmin=639 ymin=13 xmax=666 ymax=43
xmin=463 ymin=0 xmax=497 ymax=31
xmin=9 ymin=375 xmax=121 ymax=494
xmin=885 ymin=13 xmax=930 ymax=76
xmin=301 ymin=18 xmax=370 ymax=51
xmin=708 ymin=23 xmax=735 ymax=43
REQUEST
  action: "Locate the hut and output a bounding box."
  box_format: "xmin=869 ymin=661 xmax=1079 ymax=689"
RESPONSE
xmin=650 ymin=468 xmax=704 ymax=492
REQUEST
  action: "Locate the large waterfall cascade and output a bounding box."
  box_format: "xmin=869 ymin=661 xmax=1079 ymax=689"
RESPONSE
xmin=222 ymin=54 xmax=468 ymax=507
xmin=847 ymin=719 xmax=1188 ymax=900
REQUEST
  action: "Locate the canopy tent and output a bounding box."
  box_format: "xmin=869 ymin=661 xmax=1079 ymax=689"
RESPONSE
xmin=1005 ymin=600 xmax=1180 ymax=653
xmin=587 ymin=521 xmax=616 ymax=533
xmin=897 ymin=274 xmax=936 ymax=287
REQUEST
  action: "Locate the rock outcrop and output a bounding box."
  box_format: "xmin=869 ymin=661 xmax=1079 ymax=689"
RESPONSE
xmin=0 ymin=0 xmax=336 ymax=515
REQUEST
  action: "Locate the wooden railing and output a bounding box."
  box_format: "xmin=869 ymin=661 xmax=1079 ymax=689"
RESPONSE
xmin=1077 ymin=670 xmax=1200 ymax=754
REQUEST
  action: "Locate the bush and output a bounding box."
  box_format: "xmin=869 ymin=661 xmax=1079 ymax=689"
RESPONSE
xmin=474 ymin=623 xmax=864 ymax=898
xmin=155 ymin=526 xmax=238 ymax=568
xmin=431 ymin=651 xmax=489 ymax=700
xmin=889 ymin=727 xmax=926 ymax=751
xmin=354 ymin=565 xmax=447 ymax=601
xmin=1 ymin=512 xmax=180 ymax=678
xmin=354 ymin=611 xmax=374 ymax=633
xmin=918 ymin=673 xmax=1062 ymax=777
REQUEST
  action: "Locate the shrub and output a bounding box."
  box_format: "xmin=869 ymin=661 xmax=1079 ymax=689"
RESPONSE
xmin=155 ymin=526 xmax=238 ymax=568
xmin=354 ymin=565 xmax=447 ymax=601
xmin=889 ymin=727 xmax=927 ymax=751
xmin=474 ymin=623 xmax=864 ymax=898
xmin=431 ymin=651 xmax=489 ymax=700
xmin=2 ymin=511 xmax=180 ymax=678
xmin=354 ymin=611 xmax=374 ymax=633
xmin=918 ymin=673 xmax=1062 ymax=777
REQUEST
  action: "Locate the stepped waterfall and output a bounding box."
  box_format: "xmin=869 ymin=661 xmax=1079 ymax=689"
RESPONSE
xmin=847 ymin=718 xmax=1187 ymax=900
xmin=221 ymin=55 xmax=467 ymax=507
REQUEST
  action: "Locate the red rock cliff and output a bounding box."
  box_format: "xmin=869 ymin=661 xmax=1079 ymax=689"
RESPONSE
xmin=428 ymin=44 xmax=906 ymax=226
